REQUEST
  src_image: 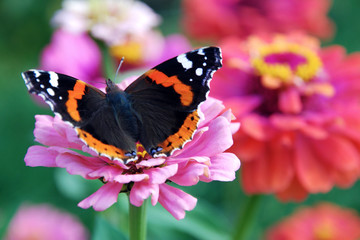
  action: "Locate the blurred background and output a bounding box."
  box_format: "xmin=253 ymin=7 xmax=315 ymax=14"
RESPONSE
xmin=2 ymin=0 xmax=360 ymax=239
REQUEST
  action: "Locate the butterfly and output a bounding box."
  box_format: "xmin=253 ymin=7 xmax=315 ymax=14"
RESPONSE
xmin=22 ymin=47 xmax=222 ymax=164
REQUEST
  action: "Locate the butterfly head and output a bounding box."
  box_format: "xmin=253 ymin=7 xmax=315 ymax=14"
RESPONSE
xmin=105 ymin=79 xmax=121 ymax=93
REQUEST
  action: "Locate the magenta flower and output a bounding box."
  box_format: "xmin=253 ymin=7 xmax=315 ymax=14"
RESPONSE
xmin=40 ymin=29 xmax=104 ymax=87
xmin=5 ymin=204 xmax=88 ymax=240
xmin=24 ymin=77 xmax=240 ymax=220
xmin=210 ymin=34 xmax=360 ymax=201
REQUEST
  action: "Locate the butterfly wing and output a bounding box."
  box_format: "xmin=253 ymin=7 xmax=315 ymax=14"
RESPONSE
xmin=22 ymin=70 xmax=137 ymax=162
xmin=125 ymin=47 xmax=222 ymax=156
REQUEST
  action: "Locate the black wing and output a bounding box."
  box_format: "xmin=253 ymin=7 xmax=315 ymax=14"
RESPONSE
xmin=22 ymin=70 xmax=137 ymax=163
xmin=125 ymin=47 xmax=222 ymax=156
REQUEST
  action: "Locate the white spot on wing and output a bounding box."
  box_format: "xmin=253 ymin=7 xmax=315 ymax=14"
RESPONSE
xmin=40 ymin=84 xmax=45 ymax=89
xmin=177 ymin=54 xmax=193 ymax=70
xmin=38 ymin=93 xmax=46 ymax=101
xmin=47 ymin=88 xmax=55 ymax=96
xmin=34 ymin=70 xmax=41 ymax=78
xmin=49 ymin=71 xmax=59 ymax=87
xmin=197 ymin=48 xmax=205 ymax=55
xmin=196 ymin=68 xmax=203 ymax=76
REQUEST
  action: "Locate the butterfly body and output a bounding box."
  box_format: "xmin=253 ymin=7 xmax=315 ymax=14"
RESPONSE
xmin=105 ymin=81 xmax=140 ymax=142
xmin=22 ymin=47 xmax=222 ymax=164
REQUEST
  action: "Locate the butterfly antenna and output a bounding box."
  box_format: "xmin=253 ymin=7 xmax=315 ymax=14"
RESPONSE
xmin=114 ymin=57 xmax=125 ymax=82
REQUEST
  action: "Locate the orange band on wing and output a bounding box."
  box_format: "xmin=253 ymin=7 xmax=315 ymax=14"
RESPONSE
xmin=77 ymin=128 xmax=129 ymax=161
xmin=66 ymin=81 xmax=86 ymax=122
xmin=157 ymin=110 xmax=200 ymax=154
xmin=146 ymin=69 xmax=193 ymax=106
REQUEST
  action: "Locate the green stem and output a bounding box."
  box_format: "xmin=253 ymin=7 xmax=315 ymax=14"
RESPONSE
xmin=129 ymin=197 xmax=148 ymax=240
xmin=233 ymin=195 xmax=262 ymax=240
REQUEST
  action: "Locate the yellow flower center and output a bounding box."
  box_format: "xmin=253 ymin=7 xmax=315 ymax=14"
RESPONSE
xmin=251 ymin=41 xmax=322 ymax=87
xmin=313 ymin=220 xmax=335 ymax=240
xmin=110 ymin=41 xmax=143 ymax=64
xmin=136 ymin=143 xmax=149 ymax=159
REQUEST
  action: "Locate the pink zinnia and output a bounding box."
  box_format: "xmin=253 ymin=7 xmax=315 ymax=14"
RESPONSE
xmin=266 ymin=203 xmax=360 ymax=240
xmin=182 ymin=0 xmax=334 ymax=42
xmin=210 ymin=34 xmax=360 ymax=201
xmin=41 ymin=29 xmax=104 ymax=87
xmin=5 ymin=204 xmax=88 ymax=240
xmin=24 ymin=77 xmax=240 ymax=220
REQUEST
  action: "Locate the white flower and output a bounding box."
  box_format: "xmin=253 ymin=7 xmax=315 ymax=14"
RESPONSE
xmin=52 ymin=0 xmax=161 ymax=45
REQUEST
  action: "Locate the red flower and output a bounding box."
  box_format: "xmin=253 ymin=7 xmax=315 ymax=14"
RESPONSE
xmin=266 ymin=203 xmax=360 ymax=240
xmin=182 ymin=0 xmax=333 ymax=42
xmin=210 ymin=33 xmax=360 ymax=201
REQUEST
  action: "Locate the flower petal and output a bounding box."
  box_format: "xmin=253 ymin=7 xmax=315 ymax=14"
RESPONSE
xmin=312 ymin=135 xmax=360 ymax=171
xmin=241 ymin=114 xmax=275 ymax=140
xmin=78 ymin=182 xmax=123 ymax=211
xmin=230 ymin=133 xmax=264 ymax=161
xmin=34 ymin=115 xmax=80 ymax=148
xmin=223 ymin=95 xmax=262 ymax=116
xmin=198 ymin=97 xmax=225 ymax=127
xmin=202 ymin=152 xmax=240 ymax=182
xmin=278 ymin=87 xmax=302 ymax=114
xmin=53 ymin=116 xmax=83 ymax=144
xmin=130 ymin=181 xmax=159 ymax=206
xmin=25 ymin=146 xmax=59 ymax=167
xmin=177 ymin=116 xmax=233 ymax=158
xmin=136 ymin=157 xmax=165 ymax=167
xmin=242 ymin=139 xmax=294 ymax=193
xmin=56 ymin=152 xmax=106 ymax=179
xmin=145 ymin=164 xmax=178 ymax=184
xmin=158 ymin=184 xmax=197 ymax=220
xmin=295 ymin=135 xmax=333 ymax=193
xmin=86 ymin=165 xmax=123 ymax=181
xmin=276 ymin=177 xmax=308 ymax=202
xmin=270 ymin=115 xmax=305 ymax=131
xmin=170 ymin=162 xmax=208 ymax=186
xmin=114 ymin=174 xmax=148 ymax=183
xmin=220 ymin=109 xmax=241 ymax=134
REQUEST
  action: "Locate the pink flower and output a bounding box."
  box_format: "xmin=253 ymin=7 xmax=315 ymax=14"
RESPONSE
xmin=40 ymin=29 xmax=104 ymax=87
xmin=5 ymin=204 xmax=88 ymax=240
xmin=24 ymin=77 xmax=240 ymax=220
xmin=210 ymin=34 xmax=360 ymax=201
xmin=182 ymin=0 xmax=334 ymax=42
xmin=266 ymin=203 xmax=360 ymax=240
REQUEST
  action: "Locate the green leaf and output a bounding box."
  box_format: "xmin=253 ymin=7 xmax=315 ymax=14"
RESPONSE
xmin=92 ymin=215 xmax=128 ymax=240
xmin=148 ymin=200 xmax=231 ymax=240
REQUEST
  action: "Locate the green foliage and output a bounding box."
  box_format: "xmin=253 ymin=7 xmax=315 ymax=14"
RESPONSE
xmin=92 ymin=215 xmax=128 ymax=240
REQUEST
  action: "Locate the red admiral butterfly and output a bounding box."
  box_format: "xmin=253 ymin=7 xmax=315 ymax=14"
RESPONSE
xmin=22 ymin=47 xmax=222 ymax=164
